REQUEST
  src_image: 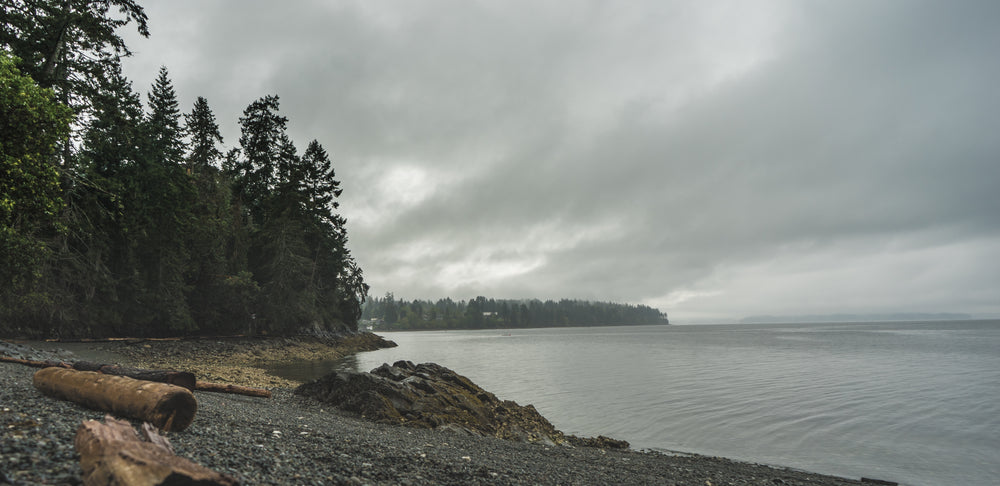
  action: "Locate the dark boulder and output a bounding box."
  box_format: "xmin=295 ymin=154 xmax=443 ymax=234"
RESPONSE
xmin=295 ymin=360 xmax=629 ymax=449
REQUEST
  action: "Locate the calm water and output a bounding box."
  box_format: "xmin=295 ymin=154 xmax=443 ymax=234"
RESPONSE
xmin=273 ymin=320 xmax=1000 ymax=486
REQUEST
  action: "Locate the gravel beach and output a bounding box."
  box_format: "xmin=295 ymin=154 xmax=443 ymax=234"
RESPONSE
xmin=0 ymin=339 xmax=865 ymax=485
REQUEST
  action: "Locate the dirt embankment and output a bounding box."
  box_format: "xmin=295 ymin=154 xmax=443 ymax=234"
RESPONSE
xmin=85 ymin=333 xmax=397 ymax=389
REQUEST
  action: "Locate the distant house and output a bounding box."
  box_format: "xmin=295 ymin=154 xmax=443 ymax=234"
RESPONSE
xmin=483 ymin=311 xmax=498 ymax=317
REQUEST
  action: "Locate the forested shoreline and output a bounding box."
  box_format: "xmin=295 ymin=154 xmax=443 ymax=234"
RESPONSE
xmin=1 ymin=1 xmax=367 ymax=338
xmin=362 ymin=294 xmax=668 ymax=330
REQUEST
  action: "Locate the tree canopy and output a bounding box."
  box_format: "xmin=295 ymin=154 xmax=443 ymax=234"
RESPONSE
xmin=0 ymin=3 xmax=367 ymax=338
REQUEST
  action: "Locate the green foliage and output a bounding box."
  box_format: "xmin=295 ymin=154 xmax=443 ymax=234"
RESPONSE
xmin=144 ymin=66 xmax=184 ymax=165
xmin=184 ymin=96 xmax=223 ymax=172
xmin=230 ymin=95 xmax=287 ymax=219
xmin=362 ymin=295 xmax=669 ymax=331
xmin=231 ymin=97 xmax=367 ymax=335
xmin=0 ymin=0 xmax=148 ymax=107
xmin=0 ymin=53 xmax=72 ymax=290
xmin=0 ymin=7 xmax=366 ymax=338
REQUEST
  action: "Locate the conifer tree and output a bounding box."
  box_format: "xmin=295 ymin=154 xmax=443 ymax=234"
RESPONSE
xmin=80 ymin=62 xmax=143 ymax=175
xmin=300 ymin=140 xmax=345 ymax=228
xmin=49 ymin=59 xmax=149 ymax=335
xmin=144 ymin=66 xmax=184 ymax=166
xmin=184 ymin=96 xmax=224 ymax=172
xmin=75 ymin=63 xmax=198 ymax=335
xmin=232 ymin=95 xmax=287 ymax=219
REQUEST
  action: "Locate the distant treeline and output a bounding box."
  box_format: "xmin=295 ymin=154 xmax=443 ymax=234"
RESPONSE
xmin=0 ymin=3 xmax=366 ymax=338
xmin=362 ymin=294 xmax=669 ymax=330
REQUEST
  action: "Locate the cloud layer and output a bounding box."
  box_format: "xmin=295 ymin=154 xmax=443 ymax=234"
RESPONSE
xmin=121 ymin=0 xmax=1000 ymax=321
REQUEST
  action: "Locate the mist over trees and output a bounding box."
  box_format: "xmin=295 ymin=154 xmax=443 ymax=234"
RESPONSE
xmin=0 ymin=1 xmax=367 ymax=337
xmin=363 ymin=295 xmax=668 ymax=331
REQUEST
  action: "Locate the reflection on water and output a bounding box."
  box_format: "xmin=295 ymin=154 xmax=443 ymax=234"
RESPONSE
xmin=266 ymin=354 xmax=360 ymax=383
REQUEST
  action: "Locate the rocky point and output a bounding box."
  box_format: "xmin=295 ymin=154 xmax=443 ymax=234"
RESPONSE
xmin=295 ymin=360 xmax=629 ymax=449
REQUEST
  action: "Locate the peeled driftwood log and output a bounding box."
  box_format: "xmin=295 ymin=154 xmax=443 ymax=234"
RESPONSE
xmin=195 ymin=381 xmax=272 ymax=398
xmin=33 ymin=368 xmax=197 ymax=432
xmin=76 ymin=415 xmax=238 ymax=486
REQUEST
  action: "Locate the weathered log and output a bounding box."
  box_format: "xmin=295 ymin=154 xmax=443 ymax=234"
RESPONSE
xmin=76 ymin=415 xmax=238 ymax=486
xmin=33 ymin=368 xmax=197 ymax=432
xmin=195 ymin=381 xmax=271 ymax=398
xmin=71 ymin=361 xmax=197 ymax=390
xmin=0 ymin=355 xmax=70 ymax=368
xmin=1 ymin=356 xmax=195 ymax=389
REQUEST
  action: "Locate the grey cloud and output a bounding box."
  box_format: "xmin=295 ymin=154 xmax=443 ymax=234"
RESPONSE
xmin=122 ymin=0 xmax=1000 ymax=321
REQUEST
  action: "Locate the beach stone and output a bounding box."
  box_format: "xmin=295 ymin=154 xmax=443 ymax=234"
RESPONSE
xmin=296 ymin=360 xmax=627 ymax=448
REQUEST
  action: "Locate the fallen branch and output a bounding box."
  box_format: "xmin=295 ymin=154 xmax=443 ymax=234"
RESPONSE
xmin=76 ymin=415 xmax=238 ymax=486
xmin=195 ymin=381 xmax=272 ymax=398
xmin=33 ymin=368 xmax=197 ymax=432
xmin=0 ymin=356 xmax=69 ymax=368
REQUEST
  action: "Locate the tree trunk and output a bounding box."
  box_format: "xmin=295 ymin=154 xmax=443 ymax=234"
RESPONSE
xmin=76 ymin=415 xmax=239 ymax=486
xmin=33 ymin=368 xmax=197 ymax=432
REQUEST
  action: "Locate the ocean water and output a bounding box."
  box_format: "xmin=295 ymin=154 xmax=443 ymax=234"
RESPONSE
xmin=278 ymin=320 xmax=1000 ymax=486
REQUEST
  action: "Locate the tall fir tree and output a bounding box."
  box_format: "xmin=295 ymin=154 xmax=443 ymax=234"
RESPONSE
xmin=144 ymin=66 xmax=184 ymax=166
xmin=51 ymin=59 xmax=149 ymax=336
xmin=80 ymin=61 xmax=143 ymax=176
xmin=232 ymin=95 xmax=287 ymax=220
xmin=180 ymin=95 xmax=239 ymax=330
xmin=124 ymin=67 xmax=196 ymax=333
xmin=184 ymin=96 xmax=224 ymax=173
xmin=300 ymin=140 xmax=345 ymax=229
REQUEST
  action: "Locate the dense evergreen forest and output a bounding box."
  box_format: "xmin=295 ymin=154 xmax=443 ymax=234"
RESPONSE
xmin=0 ymin=1 xmax=367 ymax=338
xmin=362 ymin=295 xmax=668 ymax=330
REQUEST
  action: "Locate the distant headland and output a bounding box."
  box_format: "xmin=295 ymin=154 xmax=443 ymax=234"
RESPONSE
xmin=362 ymin=294 xmax=669 ymax=331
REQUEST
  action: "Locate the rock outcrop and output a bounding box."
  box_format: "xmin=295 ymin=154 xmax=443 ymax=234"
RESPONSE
xmin=295 ymin=360 xmax=629 ymax=449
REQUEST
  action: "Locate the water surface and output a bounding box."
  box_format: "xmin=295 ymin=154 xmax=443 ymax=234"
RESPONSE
xmin=275 ymin=320 xmax=1000 ymax=486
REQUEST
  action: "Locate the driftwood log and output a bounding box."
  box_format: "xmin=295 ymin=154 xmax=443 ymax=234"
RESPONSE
xmin=33 ymin=368 xmax=197 ymax=432
xmin=3 ymin=356 xmax=270 ymax=398
xmin=76 ymin=415 xmax=238 ymax=486
xmin=71 ymin=361 xmax=196 ymax=390
xmin=2 ymin=357 xmax=195 ymax=389
xmin=195 ymin=381 xmax=271 ymax=398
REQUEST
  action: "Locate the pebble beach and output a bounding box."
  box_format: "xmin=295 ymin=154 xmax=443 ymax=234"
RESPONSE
xmin=0 ymin=338 xmax=865 ymax=485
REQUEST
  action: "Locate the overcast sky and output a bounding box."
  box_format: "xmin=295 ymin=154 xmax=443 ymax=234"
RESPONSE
xmin=120 ymin=1 xmax=1000 ymax=323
